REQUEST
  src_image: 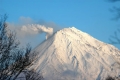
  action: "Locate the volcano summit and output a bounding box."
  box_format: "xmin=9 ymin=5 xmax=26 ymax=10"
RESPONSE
xmin=30 ymin=27 xmax=120 ymax=80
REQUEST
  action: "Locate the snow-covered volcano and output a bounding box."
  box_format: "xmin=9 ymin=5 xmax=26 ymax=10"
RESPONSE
xmin=31 ymin=27 xmax=120 ymax=80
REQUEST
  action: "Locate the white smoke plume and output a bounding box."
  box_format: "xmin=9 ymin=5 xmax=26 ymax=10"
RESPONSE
xmin=7 ymin=17 xmax=62 ymax=48
xmin=21 ymin=24 xmax=53 ymax=39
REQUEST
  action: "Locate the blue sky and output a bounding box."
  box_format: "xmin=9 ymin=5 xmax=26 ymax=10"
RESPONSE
xmin=0 ymin=0 xmax=120 ymax=49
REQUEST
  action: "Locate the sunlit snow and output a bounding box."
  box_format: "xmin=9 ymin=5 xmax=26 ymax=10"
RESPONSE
xmin=29 ymin=27 xmax=120 ymax=80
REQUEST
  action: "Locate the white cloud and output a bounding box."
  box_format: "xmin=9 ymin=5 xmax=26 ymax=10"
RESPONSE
xmin=7 ymin=16 xmax=62 ymax=48
xmin=21 ymin=24 xmax=53 ymax=39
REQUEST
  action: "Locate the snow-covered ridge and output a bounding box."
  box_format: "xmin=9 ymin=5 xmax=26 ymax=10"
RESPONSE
xmin=31 ymin=27 xmax=120 ymax=80
xmin=55 ymin=27 xmax=119 ymax=50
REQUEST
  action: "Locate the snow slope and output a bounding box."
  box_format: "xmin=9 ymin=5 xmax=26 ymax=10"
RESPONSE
xmin=31 ymin=27 xmax=120 ymax=80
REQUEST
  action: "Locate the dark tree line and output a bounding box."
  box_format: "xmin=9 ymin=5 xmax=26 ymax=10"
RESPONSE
xmin=107 ymin=0 xmax=120 ymax=44
xmin=0 ymin=15 xmax=43 ymax=80
xmin=105 ymin=0 xmax=120 ymax=80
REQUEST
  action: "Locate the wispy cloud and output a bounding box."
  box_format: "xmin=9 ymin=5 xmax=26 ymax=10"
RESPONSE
xmin=21 ymin=24 xmax=53 ymax=39
xmin=7 ymin=16 xmax=62 ymax=48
